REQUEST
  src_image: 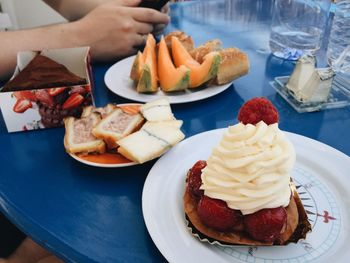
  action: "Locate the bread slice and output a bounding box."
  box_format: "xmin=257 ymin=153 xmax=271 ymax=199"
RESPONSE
xmin=140 ymin=98 xmax=174 ymax=121
xmin=81 ymin=104 xmax=117 ymax=118
xmin=64 ymin=113 xmax=105 ymax=154
xmin=215 ymin=48 xmax=249 ymax=85
xmin=189 ymin=43 xmax=249 ymax=85
xmin=164 ymin=31 xmax=194 ymax=53
xmin=189 ymin=39 xmax=222 ymax=63
xmin=118 ymin=122 xmax=185 ymax=163
xmin=92 ymin=108 xmax=144 ymax=149
xmin=184 ymin=179 xmax=311 ymax=245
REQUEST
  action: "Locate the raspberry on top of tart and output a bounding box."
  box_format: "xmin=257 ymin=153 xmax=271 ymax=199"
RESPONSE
xmin=184 ymin=97 xmax=311 ymax=245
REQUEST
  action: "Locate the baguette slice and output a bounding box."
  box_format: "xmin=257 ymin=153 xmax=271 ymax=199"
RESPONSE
xmin=190 ymin=43 xmax=249 ymax=85
xmin=81 ymin=104 xmax=117 ymax=118
xmin=140 ymin=98 xmax=174 ymax=121
xmin=164 ymin=31 xmax=194 ymax=53
xmin=118 ymin=122 xmax=185 ymax=163
xmin=64 ymin=113 xmax=106 ymax=154
xmin=189 ymin=39 xmax=222 ymax=63
xmin=92 ymin=108 xmax=144 ymax=149
xmin=215 ymin=48 xmax=249 ymax=85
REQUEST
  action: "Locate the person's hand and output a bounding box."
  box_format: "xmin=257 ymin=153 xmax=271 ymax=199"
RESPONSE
xmin=73 ymin=0 xmax=170 ymax=61
xmin=153 ymin=3 xmax=170 ymax=36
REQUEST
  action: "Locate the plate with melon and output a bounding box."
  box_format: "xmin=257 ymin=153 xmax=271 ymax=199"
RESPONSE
xmin=105 ymin=31 xmax=249 ymax=104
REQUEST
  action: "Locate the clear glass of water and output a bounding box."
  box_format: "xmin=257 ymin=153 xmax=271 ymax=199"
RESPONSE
xmin=269 ymin=0 xmax=331 ymax=60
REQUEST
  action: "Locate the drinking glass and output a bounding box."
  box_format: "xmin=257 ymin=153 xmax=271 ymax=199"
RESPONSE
xmin=269 ymin=0 xmax=331 ymax=60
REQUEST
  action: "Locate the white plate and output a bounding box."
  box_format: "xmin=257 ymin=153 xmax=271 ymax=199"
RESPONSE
xmin=104 ymin=56 xmax=233 ymax=104
xmin=142 ymin=129 xmax=350 ymax=263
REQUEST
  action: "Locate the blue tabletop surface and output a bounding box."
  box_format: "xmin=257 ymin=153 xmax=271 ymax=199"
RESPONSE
xmin=0 ymin=1 xmax=349 ymax=262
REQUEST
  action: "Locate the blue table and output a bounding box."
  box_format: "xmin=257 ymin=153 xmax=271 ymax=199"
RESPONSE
xmin=0 ymin=1 xmax=349 ymax=262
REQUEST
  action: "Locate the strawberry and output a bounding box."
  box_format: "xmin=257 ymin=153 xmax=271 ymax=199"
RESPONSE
xmin=35 ymin=90 xmax=54 ymax=107
xmin=13 ymin=99 xmax=32 ymax=113
xmin=238 ymin=97 xmax=279 ymax=125
xmin=187 ymin=160 xmax=206 ymax=200
xmin=13 ymin=91 xmax=36 ymax=101
xmin=48 ymin=87 xmax=66 ymax=96
xmin=197 ymin=195 xmax=243 ymax=232
xmin=62 ymin=93 xmax=84 ymax=110
xmin=244 ymin=207 xmax=287 ymax=243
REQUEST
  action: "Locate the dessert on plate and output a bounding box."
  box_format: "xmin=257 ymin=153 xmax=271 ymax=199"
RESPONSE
xmin=184 ymin=97 xmax=311 ymax=245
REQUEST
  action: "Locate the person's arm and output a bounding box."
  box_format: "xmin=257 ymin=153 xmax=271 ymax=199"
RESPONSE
xmin=43 ymin=0 xmax=111 ymax=21
xmin=0 ymin=0 xmax=169 ymax=81
xmin=43 ymin=0 xmax=170 ymax=33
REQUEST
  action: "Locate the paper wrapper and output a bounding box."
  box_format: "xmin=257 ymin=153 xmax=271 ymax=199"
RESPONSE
xmin=184 ymin=179 xmax=312 ymax=246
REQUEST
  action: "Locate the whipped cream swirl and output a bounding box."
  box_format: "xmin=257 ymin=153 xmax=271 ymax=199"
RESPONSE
xmin=200 ymin=121 xmax=295 ymax=215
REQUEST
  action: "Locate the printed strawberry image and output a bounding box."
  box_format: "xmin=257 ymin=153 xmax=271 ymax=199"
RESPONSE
xmin=48 ymin=87 xmax=66 ymax=96
xmin=13 ymin=99 xmax=32 ymax=113
xmin=13 ymin=91 xmax=36 ymax=102
xmin=38 ymin=87 xmax=90 ymax=128
xmin=11 ymin=85 xmax=92 ymax=128
xmin=62 ymin=93 xmax=84 ymax=110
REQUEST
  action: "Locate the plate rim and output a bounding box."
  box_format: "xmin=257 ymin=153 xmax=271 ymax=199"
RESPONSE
xmin=68 ymin=152 xmax=137 ymax=168
xmin=104 ymin=55 xmax=233 ymax=104
xmin=142 ymin=128 xmax=350 ymax=263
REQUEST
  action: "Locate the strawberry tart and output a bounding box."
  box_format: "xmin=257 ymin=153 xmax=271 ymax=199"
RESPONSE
xmin=184 ymin=97 xmax=311 ymax=245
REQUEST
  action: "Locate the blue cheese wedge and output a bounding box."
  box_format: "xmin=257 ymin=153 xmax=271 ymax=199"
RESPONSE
xmin=140 ymin=98 xmax=174 ymax=121
xmin=117 ymin=122 xmax=185 ymax=163
xmin=286 ymin=55 xmax=335 ymax=103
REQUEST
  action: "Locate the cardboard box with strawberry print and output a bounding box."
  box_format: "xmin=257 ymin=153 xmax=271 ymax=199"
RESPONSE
xmin=0 ymin=47 xmax=94 ymax=132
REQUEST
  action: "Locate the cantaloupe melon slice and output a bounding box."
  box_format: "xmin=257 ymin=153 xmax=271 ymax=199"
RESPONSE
xmin=130 ymin=36 xmax=151 ymax=82
xmin=137 ymin=34 xmax=158 ymax=93
xmin=158 ymin=36 xmax=190 ymax=92
xmin=172 ymin=37 xmax=221 ymax=88
xmin=130 ymin=51 xmax=144 ymax=81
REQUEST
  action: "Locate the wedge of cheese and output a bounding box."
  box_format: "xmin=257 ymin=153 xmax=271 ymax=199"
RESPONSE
xmin=286 ymin=55 xmax=335 ymax=103
xmin=140 ymin=98 xmax=174 ymax=121
xmin=117 ymin=122 xmax=185 ymax=163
